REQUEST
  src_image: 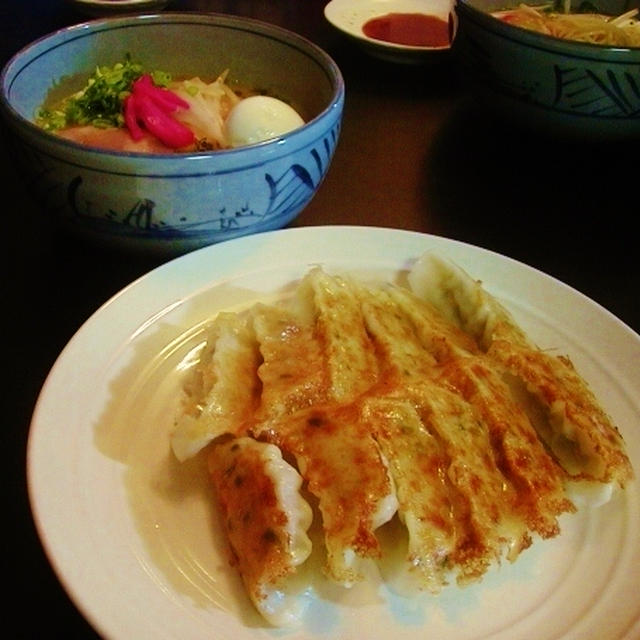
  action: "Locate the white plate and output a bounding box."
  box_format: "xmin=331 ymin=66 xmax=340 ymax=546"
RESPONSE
xmin=28 ymin=226 xmax=640 ymax=640
xmin=67 ymin=0 xmax=171 ymax=18
xmin=324 ymin=0 xmax=455 ymax=64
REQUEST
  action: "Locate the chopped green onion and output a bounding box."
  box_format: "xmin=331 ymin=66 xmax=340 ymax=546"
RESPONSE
xmin=36 ymin=55 xmax=173 ymax=131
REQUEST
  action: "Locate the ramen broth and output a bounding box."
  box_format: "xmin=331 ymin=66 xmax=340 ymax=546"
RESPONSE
xmin=37 ymin=62 xmax=305 ymax=153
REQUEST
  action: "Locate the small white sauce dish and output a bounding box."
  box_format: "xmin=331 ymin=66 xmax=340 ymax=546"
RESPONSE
xmin=324 ymin=0 xmax=456 ymax=64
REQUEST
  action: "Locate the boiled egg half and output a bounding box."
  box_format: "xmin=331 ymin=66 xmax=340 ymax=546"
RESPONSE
xmin=226 ymin=95 xmax=305 ymax=147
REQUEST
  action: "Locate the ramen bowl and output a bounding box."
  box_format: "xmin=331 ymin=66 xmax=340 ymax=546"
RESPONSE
xmin=453 ymin=0 xmax=640 ymax=139
xmin=0 ymin=13 xmax=344 ymax=254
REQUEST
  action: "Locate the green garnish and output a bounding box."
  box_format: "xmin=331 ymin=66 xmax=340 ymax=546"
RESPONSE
xmin=150 ymin=69 xmax=172 ymax=88
xmin=37 ymin=55 xmax=172 ymax=131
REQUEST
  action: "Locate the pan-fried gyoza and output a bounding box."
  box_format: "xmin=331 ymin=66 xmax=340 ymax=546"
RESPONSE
xmin=170 ymin=253 xmax=633 ymax=625
xmin=208 ymin=437 xmax=313 ymax=626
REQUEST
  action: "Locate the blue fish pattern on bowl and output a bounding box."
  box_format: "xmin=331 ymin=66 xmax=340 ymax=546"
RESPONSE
xmin=552 ymin=65 xmax=640 ymax=116
xmin=454 ymin=0 xmax=640 ymax=138
xmin=11 ymin=124 xmax=340 ymax=244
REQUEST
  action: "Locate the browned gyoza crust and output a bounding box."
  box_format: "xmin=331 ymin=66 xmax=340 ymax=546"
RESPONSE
xmin=172 ymin=257 xmax=634 ymax=625
xmin=408 ymin=252 xmax=633 ymax=489
xmin=208 ymin=436 xmax=312 ymax=626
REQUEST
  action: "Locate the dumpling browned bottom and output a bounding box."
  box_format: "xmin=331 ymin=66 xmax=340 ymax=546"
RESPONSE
xmin=170 ymin=256 xmax=634 ymax=626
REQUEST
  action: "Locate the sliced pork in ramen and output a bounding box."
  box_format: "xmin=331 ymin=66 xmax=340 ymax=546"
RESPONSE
xmin=208 ymin=437 xmax=313 ymax=626
xmin=408 ymin=252 xmax=634 ymax=491
xmin=171 ymin=311 xmax=261 ymax=461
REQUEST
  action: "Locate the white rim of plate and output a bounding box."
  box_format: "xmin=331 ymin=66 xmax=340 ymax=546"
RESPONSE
xmin=27 ymin=225 xmax=640 ymax=640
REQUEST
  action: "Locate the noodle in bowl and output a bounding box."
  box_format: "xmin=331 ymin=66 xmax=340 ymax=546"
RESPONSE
xmin=493 ymin=4 xmax=640 ymax=46
xmin=453 ymin=0 xmax=640 ymax=139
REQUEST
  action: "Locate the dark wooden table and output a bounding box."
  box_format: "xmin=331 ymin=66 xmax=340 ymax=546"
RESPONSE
xmin=3 ymin=1 xmax=638 ymax=637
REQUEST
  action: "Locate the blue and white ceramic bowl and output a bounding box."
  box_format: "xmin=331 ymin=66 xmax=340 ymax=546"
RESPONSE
xmin=0 ymin=13 xmax=344 ymax=254
xmin=454 ymin=0 xmax=640 ymax=139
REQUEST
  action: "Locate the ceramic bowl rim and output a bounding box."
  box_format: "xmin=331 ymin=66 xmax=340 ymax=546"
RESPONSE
xmin=0 ymin=12 xmax=345 ymax=164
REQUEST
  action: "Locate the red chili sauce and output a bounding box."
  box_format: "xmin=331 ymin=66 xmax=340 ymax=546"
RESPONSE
xmin=362 ymin=12 xmax=450 ymax=47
